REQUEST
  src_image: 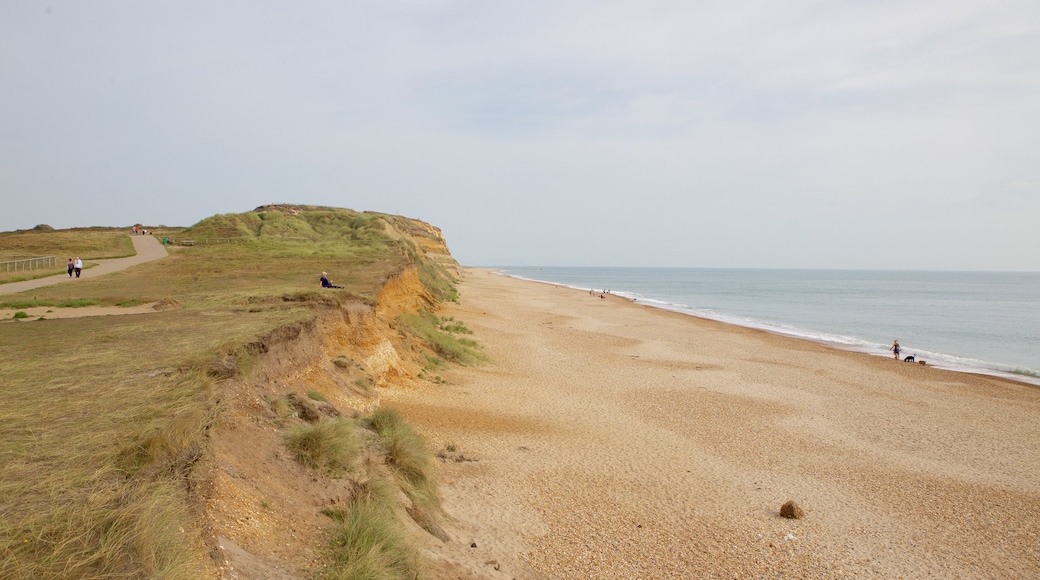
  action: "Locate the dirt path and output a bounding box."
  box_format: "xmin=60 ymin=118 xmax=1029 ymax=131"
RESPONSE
xmin=388 ymin=269 xmax=1040 ymax=579
xmin=0 ymin=235 xmax=168 ymax=296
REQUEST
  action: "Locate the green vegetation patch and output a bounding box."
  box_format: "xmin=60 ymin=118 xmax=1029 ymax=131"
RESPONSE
xmin=397 ymin=311 xmax=485 ymax=365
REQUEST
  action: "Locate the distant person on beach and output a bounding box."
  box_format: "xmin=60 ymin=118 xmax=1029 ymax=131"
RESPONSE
xmin=320 ymin=271 xmax=343 ymax=288
xmin=73 ymin=257 xmax=83 ymax=278
xmin=890 ymin=339 xmax=900 ymax=359
xmin=133 ymin=225 xmax=138 ymax=235
xmin=67 ymin=258 xmax=74 ymax=277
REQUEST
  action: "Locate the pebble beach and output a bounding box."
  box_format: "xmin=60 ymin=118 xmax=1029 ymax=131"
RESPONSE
xmin=389 ymin=269 xmax=1040 ymax=579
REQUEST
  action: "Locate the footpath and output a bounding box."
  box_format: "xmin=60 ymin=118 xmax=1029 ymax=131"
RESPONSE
xmin=0 ymin=235 xmax=169 ymax=296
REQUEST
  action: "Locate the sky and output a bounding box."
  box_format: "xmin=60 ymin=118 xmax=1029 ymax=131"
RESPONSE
xmin=2 ymin=1 xmax=1038 ymax=270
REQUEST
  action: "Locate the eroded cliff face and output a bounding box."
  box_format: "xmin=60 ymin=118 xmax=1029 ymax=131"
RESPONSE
xmin=202 ymin=266 xmax=445 ymax=577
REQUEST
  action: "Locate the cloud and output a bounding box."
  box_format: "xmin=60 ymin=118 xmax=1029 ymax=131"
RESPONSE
xmin=1 ymin=0 xmax=1037 ymax=270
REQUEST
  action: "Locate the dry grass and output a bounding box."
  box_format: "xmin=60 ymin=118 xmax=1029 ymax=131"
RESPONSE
xmin=0 ymin=208 xmax=455 ymax=575
xmin=285 ymin=419 xmax=360 ymax=473
xmin=321 ymin=497 xmax=419 ymax=580
xmin=366 ymin=409 xmax=441 ymax=514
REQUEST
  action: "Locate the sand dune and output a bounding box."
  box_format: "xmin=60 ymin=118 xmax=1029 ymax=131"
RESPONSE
xmin=388 ymin=269 xmax=1040 ymax=579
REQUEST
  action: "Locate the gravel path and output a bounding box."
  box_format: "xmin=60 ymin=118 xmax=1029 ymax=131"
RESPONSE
xmin=0 ymin=234 xmax=168 ymax=295
xmin=389 ymin=269 xmax=1040 ymax=579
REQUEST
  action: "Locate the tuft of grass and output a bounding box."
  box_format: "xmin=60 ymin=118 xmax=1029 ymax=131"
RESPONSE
xmin=284 ymin=419 xmax=359 ymax=473
xmin=268 ymin=396 xmax=292 ymax=419
xmin=321 ymin=497 xmax=419 ymax=580
xmin=354 ymin=377 xmax=374 ymax=393
xmin=366 ymin=409 xmax=440 ymax=513
xmin=12 ymin=311 xmax=28 ymax=319
xmin=332 ymin=356 xmax=353 ymax=369
xmin=306 ymin=390 xmax=329 ymax=402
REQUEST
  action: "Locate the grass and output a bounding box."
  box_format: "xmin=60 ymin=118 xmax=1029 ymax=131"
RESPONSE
xmin=12 ymin=311 xmax=28 ymax=319
xmin=0 ymin=310 xmax=302 ymax=578
xmin=321 ymin=497 xmax=419 ymax=580
xmin=398 ymin=311 xmax=486 ymax=365
xmin=366 ymin=409 xmax=440 ymax=513
xmin=0 ymin=207 xmax=458 ymax=575
xmin=284 ymin=419 xmax=360 ymax=473
xmin=306 ymin=390 xmax=329 ymax=402
xmin=1 ymin=298 xmax=113 ymax=309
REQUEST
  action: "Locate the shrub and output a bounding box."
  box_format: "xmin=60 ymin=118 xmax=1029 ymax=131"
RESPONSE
xmin=284 ymin=420 xmax=359 ymax=472
xmin=12 ymin=311 xmax=28 ymax=319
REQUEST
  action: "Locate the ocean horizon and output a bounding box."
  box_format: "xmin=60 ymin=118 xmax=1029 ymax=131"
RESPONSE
xmin=492 ymin=267 xmax=1040 ymax=386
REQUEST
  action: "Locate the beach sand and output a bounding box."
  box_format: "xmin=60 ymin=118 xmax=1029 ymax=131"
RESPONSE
xmin=387 ymin=269 xmax=1040 ymax=579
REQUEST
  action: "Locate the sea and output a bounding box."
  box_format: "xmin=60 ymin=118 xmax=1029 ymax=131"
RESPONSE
xmin=494 ymin=267 xmax=1040 ymax=386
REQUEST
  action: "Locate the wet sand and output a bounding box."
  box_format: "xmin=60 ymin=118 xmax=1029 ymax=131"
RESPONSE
xmin=390 ymin=269 xmax=1040 ymax=579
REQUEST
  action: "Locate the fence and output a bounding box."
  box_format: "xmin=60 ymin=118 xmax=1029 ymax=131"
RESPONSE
xmin=164 ymin=237 xmax=312 ymax=246
xmin=0 ymin=256 xmax=56 ymax=274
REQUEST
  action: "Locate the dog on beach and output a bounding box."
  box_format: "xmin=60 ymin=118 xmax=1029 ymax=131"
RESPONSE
xmin=904 ymin=355 xmax=915 ymax=363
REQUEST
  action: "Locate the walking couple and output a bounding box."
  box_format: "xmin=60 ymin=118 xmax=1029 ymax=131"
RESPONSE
xmin=67 ymin=257 xmax=83 ymax=278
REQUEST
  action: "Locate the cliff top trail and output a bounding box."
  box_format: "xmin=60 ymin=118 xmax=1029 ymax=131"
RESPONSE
xmin=0 ymin=234 xmax=168 ymax=295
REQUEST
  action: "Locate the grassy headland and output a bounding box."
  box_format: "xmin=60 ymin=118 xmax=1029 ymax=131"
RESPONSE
xmin=0 ymin=205 xmax=464 ymax=578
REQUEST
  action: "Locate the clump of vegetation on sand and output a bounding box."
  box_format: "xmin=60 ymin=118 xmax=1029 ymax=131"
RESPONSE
xmin=397 ymin=310 xmax=486 ymax=365
xmin=285 ymin=419 xmax=360 ymax=473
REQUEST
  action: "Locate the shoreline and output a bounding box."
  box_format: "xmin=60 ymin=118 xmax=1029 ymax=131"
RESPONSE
xmin=493 ymin=269 xmax=1040 ymax=389
xmin=391 ymin=268 xmax=1040 ymax=578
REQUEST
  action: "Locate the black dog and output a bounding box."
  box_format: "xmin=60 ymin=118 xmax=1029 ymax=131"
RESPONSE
xmin=904 ymin=355 xmax=916 ymax=363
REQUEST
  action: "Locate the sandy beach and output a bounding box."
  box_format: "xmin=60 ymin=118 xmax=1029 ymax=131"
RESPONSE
xmin=388 ymin=269 xmax=1040 ymax=579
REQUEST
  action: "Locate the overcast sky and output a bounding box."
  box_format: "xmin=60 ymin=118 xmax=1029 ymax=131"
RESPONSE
xmin=2 ymin=1 xmax=1038 ymax=270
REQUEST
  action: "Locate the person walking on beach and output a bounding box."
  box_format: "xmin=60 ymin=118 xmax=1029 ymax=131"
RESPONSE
xmin=67 ymin=258 xmax=74 ymax=277
xmin=891 ymin=339 xmax=901 ymax=359
xmin=73 ymin=257 xmax=83 ymax=278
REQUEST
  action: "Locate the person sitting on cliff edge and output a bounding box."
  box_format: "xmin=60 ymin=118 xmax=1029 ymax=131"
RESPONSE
xmin=320 ymin=271 xmax=343 ymax=289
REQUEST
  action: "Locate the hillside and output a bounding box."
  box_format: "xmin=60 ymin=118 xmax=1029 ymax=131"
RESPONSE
xmin=0 ymin=206 xmax=480 ymax=578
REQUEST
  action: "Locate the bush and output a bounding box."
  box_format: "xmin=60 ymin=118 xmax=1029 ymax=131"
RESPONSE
xmin=12 ymin=311 xmax=28 ymax=319
xmin=285 ymin=420 xmax=359 ymax=472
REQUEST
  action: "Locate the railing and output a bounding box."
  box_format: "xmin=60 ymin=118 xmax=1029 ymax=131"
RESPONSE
xmin=0 ymin=256 xmax=56 ymax=273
